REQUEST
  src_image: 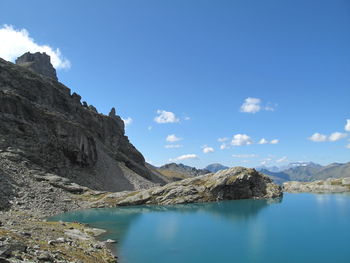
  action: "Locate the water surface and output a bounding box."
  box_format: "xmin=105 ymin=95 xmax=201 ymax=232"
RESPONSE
xmin=51 ymin=193 xmax=350 ymax=263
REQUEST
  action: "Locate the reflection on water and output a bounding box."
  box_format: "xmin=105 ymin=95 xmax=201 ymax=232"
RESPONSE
xmin=52 ymin=198 xmax=281 ymax=242
xmin=50 ymin=194 xmax=350 ymax=263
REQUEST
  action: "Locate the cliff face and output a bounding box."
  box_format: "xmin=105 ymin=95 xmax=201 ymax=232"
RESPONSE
xmin=0 ymin=55 xmax=167 ymax=204
xmin=15 ymin=52 xmax=58 ymax=81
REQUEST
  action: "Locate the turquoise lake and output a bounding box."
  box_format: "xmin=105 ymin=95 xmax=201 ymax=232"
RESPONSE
xmin=51 ymin=193 xmax=350 ymax=263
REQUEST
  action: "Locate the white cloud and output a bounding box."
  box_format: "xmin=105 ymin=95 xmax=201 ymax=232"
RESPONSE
xmin=345 ymin=120 xmax=350 ymax=132
xmin=218 ymin=137 xmax=229 ymax=142
xmin=166 ymin=134 xmax=182 ymax=142
xmin=309 ymin=132 xmax=347 ymax=142
xmin=276 ymin=156 xmax=288 ymax=163
xmin=122 ymin=117 xmax=133 ymax=126
xmin=202 ymin=145 xmax=214 ymax=154
xmin=231 ymin=134 xmax=253 ymax=146
xmin=184 ymin=116 xmax=191 ymax=121
xmin=165 ymin=144 xmax=182 ymax=149
xmin=169 ymin=154 xmax=198 ymax=162
xmin=328 ymin=132 xmax=347 ymax=142
xmin=308 ymin=133 xmax=328 ymax=142
xmin=270 ymin=139 xmax=279 ymax=144
xmin=0 ymin=24 xmax=70 ymax=69
xmin=232 ymin=154 xmax=257 ymax=158
xmin=258 ymin=138 xmax=269 ymax=144
xmin=258 ymin=138 xmax=278 ymax=144
xmin=240 ymin=97 xmax=261 ymax=113
xmin=220 ymin=143 xmax=230 ymax=150
xmin=346 ymin=142 xmax=350 ymax=149
xmin=154 ymin=110 xmax=180 ymax=124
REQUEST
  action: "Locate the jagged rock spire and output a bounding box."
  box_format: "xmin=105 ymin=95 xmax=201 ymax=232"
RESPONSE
xmin=15 ymin=52 xmax=58 ymax=81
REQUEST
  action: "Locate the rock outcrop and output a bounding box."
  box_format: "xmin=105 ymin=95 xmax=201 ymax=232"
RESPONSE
xmin=0 ymin=54 xmax=168 ymax=212
xmin=93 ymin=167 xmax=283 ymax=207
xmin=283 ymin=177 xmax=350 ymax=193
xmin=15 ymin=52 xmax=58 ymax=81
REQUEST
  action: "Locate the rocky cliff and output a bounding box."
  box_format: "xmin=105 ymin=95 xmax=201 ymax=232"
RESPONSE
xmin=15 ymin=52 xmax=58 ymax=81
xmin=0 ymin=54 xmax=168 ymax=211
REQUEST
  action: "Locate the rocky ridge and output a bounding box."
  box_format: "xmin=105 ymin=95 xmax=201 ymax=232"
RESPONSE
xmin=283 ymin=177 xmax=350 ymax=193
xmin=92 ymin=167 xmax=282 ymax=207
xmin=0 ymin=54 xmax=169 ymax=211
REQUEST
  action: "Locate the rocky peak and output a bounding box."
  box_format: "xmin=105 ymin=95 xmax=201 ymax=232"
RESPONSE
xmin=15 ymin=52 xmax=58 ymax=81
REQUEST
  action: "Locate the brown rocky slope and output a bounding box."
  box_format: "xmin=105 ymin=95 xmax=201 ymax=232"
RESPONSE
xmin=0 ymin=54 xmax=169 ymax=211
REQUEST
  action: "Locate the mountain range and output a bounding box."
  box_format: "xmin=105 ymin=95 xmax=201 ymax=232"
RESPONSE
xmin=157 ymin=161 xmax=350 ymax=185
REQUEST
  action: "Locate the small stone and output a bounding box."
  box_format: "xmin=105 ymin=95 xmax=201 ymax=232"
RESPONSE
xmin=105 ymin=239 xmax=117 ymax=244
xmin=37 ymin=252 xmax=54 ymax=262
xmin=56 ymin=237 xmax=66 ymax=243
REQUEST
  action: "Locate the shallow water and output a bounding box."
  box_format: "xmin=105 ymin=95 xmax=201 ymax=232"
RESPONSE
xmin=50 ymin=193 xmax=350 ymax=263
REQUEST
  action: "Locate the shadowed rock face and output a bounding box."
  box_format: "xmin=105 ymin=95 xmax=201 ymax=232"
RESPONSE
xmin=0 ymin=55 xmax=168 ymax=208
xmin=15 ymin=52 xmax=58 ymax=81
xmin=94 ymin=167 xmax=283 ymax=207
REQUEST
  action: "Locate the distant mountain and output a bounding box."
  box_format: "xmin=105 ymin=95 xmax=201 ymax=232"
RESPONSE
xmin=259 ymin=169 xmax=290 ymax=185
xmin=157 ymin=163 xmax=210 ymax=181
xmin=256 ymin=162 xmax=321 ymax=173
xmin=259 ymin=162 xmax=350 ymax=183
xmin=205 ymin=163 xmax=229 ymax=173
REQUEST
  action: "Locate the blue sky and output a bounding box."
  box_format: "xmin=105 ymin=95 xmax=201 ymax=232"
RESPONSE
xmin=0 ymin=0 xmax=349 ymax=168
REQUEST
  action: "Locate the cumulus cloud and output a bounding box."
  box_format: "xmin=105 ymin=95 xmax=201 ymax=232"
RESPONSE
xmin=169 ymin=154 xmax=198 ymax=162
xmin=231 ymin=134 xmax=253 ymax=146
xmin=166 ymin=134 xmax=182 ymax=142
xmin=240 ymin=97 xmax=276 ymax=113
xmin=240 ymin=97 xmax=261 ymax=113
xmin=218 ymin=137 xmax=229 ymax=142
xmin=232 ymin=154 xmax=257 ymax=158
xmin=258 ymin=138 xmax=269 ymax=144
xmin=308 ymin=133 xmax=328 ymax=142
xmin=165 ymin=144 xmax=182 ymax=149
xmin=154 ymin=110 xmax=179 ymax=124
xmin=258 ymin=138 xmax=279 ymax=144
xmin=202 ymin=145 xmax=214 ymax=154
xmin=309 ymin=132 xmax=347 ymax=142
xmin=0 ymin=24 xmax=70 ymax=69
xmin=345 ymin=120 xmax=350 ymax=132
xmin=220 ymin=143 xmax=230 ymax=150
xmin=328 ymin=132 xmax=347 ymax=142
xmin=122 ymin=117 xmax=133 ymax=126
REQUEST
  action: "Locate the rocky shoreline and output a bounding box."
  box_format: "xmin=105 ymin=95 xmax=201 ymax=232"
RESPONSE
xmin=0 ymin=164 xmax=283 ymax=263
xmin=283 ymin=177 xmax=350 ymax=193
